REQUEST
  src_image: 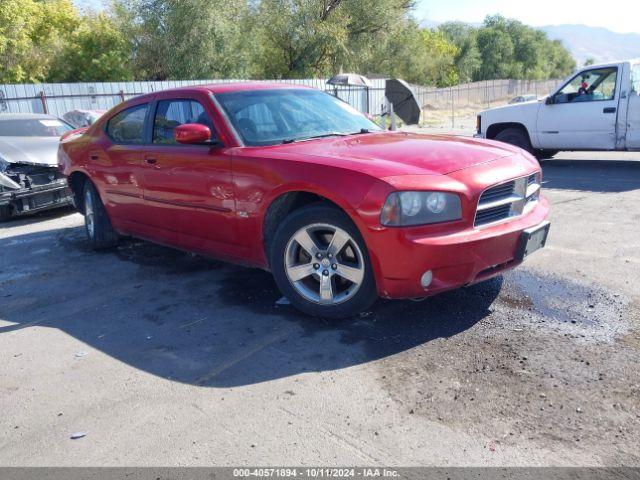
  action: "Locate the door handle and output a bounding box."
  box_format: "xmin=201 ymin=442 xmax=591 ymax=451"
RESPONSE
xmin=89 ymin=154 xmax=99 ymax=161
xmin=603 ymin=107 xmax=616 ymax=114
xmin=144 ymin=157 xmax=157 ymax=165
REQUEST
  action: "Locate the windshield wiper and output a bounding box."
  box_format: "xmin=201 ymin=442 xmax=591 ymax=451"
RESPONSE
xmin=281 ymin=129 xmax=376 ymax=144
xmin=282 ymin=132 xmax=350 ymax=144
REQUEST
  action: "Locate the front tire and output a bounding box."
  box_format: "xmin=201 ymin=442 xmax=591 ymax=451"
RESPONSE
xmin=0 ymin=205 xmax=12 ymax=222
xmin=495 ymin=127 xmax=533 ymax=153
xmin=82 ymin=180 xmax=119 ymax=249
xmin=535 ymin=149 xmax=559 ymax=160
xmin=270 ymin=205 xmax=377 ymax=319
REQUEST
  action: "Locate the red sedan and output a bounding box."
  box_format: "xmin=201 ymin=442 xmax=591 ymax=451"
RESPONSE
xmin=58 ymin=83 xmax=550 ymax=318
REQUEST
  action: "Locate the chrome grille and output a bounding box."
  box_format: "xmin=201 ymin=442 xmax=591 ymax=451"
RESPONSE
xmin=474 ymin=174 xmax=541 ymax=227
xmin=478 ymin=180 xmax=515 ymax=203
xmin=475 ymin=203 xmax=512 ymax=226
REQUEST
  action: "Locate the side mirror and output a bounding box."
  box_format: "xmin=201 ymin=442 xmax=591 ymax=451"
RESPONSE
xmin=545 ymin=96 xmax=555 ymax=105
xmin=174 ymin=123 xmax=212 ymax=144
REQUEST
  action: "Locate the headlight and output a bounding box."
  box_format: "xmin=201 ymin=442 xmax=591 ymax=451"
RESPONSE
xmin=0 ymin=155 xmax=21 ymax=190
xmin=380 ymin=191 xmax=462 ymax=226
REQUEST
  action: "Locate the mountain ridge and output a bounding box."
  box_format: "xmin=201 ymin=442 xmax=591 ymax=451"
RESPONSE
xmin=418 ymin=19 xmax=640 ymax=65
xmin=540 ymin=25 xmax=640 ymax=64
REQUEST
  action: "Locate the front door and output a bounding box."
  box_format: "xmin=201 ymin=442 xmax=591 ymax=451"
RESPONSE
xmin=141 ymin=96 xmax=237 ymax=252
xmin=537 ymin=66 xmax=619 ymax=150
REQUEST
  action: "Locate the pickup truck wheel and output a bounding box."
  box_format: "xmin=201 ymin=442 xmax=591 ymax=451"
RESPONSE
xmin=535 ymin=149 xmax=559 ymax=160
xmin=494 ymin=127 xmax=534 ymax=154
xmin=83 ymin=180 xmax=119 ymax=249
xmin=270 ymin=204 xmax=377 ymax=319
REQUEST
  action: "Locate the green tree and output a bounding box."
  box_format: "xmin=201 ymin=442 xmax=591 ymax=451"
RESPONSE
xmin=421 ymin=28 xmax=459 ymax=86
xmin=48 ymin=12 xmax=134 ymax=82
xmin=1 ymin=1 xmax=577 ymax=86
xmin=252 ymin=0 xmax=414 ymax=78
xmin=0 ymin=0 xmax=78 ymax=83
xmin=476 ymin=26 xmax=515 ymax=79
xmin=361 ymin=21 xmax=426 ymax=84
xmin=545 ymin=39 xmax=576 ymax=78
xmin=114 ymin=0 xmax=254 ymax=80
xmin=473 ymin=15 xmax=575 ymax=81
xmin=439 ymin=21 xmax=481 ymax=83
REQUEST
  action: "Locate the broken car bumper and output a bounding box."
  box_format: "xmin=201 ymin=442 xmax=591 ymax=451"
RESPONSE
xmin=0 ymin=174 xmax=73 ymax=217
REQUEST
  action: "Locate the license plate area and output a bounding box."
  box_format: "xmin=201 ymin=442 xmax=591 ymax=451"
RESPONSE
xmin=516 ymin=221 xmax=550 ymax=261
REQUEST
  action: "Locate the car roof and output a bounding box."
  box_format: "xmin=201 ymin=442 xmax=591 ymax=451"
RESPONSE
xmin=132 ymin=81 xmax=315 ymax=103
xmin=0 ymin=113 xmax=61 ymax=121
xmin=580 ymin=59 xmax=640 ymax=70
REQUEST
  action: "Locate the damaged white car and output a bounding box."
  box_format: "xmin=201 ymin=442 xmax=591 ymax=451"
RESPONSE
xmin=0 ymin=114 xmax=74 ymax=221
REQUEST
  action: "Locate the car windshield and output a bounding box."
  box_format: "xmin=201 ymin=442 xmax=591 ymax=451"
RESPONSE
xmin=215 ymin=88 xmax=382 ymax=146
xmin=0 ymin=118 xmax=74 ymax=137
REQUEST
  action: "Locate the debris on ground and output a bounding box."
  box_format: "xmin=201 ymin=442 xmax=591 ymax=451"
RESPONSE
xmin=70 ymin=432 xmax=87 ymax=440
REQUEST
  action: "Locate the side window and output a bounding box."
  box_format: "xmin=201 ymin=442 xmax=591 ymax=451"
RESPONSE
xmin=106 ymin=104 xmax=148 ymax=144
xmin=153 ymin=99 xmax=214 ymax=144
xmin=555 ymin=67 xmax=618 ymax=104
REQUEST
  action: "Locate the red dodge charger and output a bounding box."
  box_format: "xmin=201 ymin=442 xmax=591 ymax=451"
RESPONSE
xmin=58 ymin=83 xmax=550 ymax=318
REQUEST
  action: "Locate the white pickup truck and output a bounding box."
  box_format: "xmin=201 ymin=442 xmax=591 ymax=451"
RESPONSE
xmin=475 ymin=59 xmax=640 ymax=159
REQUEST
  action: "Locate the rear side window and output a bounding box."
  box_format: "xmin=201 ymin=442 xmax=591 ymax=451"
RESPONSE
xmin=106 ymin=104 xmax=148 ymax=144
xmin=153 ymin=99 xmax=215 ymax=144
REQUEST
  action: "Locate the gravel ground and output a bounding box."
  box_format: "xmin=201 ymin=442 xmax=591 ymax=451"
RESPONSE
xmin=0 ymin=152 xmax=639 ymax=466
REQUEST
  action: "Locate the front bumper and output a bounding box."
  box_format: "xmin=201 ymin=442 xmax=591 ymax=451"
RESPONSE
xmin=371 ymin=196 xmax=550 ymax=299
xmin=0 ymin=182 xmax=73 ymax=216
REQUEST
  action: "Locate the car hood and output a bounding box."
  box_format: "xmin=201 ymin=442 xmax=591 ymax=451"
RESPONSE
xmin=480 ymin=100 xmax=541 ymax=117
xmin=263 ymin=132 xmax=521 ymax=176
xmin=0 ymin=136 xmax=60 ymax=167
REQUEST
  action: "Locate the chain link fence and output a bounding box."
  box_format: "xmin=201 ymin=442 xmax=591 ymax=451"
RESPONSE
xmin=411 ymin=79 xmax=562 ymax=131
xmin=0 ymin=79 xmax=386 ymax=119
xmin=0 ymin=77 xmax=561 ymax=131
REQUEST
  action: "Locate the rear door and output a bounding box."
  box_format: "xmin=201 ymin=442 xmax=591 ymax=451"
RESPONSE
xmin=537 ymin=66 xmax=619 ymax=150
xmin=140 ymin=94 xmax=237 ymax=251
xmin=93 ymin=101 xmax=151 ymax=226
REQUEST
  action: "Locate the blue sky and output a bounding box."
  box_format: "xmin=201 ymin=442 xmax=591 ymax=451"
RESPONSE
xmin=73 ymin=0 xmax=639 ymax=34
xmin=414 ymin=0 xmax=639 ymax=34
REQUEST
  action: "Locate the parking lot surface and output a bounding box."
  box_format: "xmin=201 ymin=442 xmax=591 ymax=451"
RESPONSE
xmin=1 ymin=152 xmax=639 ymax=466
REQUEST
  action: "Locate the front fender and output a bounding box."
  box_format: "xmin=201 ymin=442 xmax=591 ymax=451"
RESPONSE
xmin=481 ymin=102 xmax=542 ymax=147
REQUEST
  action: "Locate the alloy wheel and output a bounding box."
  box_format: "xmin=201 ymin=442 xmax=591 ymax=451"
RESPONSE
xmin=284 ymin=223 xmax=365 ymax=305
xmin=84 ymin=187 xmax=95 ymax=239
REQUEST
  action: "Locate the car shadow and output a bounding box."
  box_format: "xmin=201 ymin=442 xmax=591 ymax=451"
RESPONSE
xmin=541 ymin=159 xmax=640 ymax=193
xmin=0 ymin=224 xmax=501 ymax=388
xmin=0 ymin=206 xmax=77 ymax=229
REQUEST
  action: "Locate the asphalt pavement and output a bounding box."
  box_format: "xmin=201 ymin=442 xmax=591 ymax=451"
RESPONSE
xmin=1 ymin=152 xmax=639 ymax=466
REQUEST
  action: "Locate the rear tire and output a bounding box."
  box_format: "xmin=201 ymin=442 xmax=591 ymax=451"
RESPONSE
xmin=270 ymin=204 xmax=377 ymax=319
xmin=82 ymin=180 xmax=119 ymax=249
